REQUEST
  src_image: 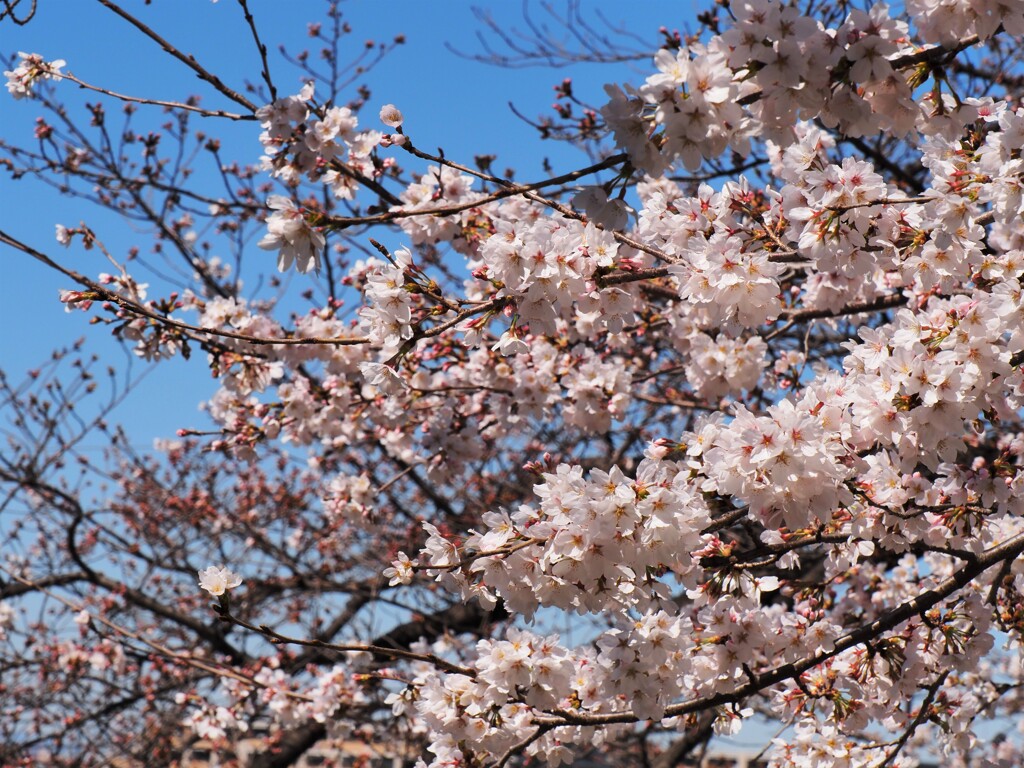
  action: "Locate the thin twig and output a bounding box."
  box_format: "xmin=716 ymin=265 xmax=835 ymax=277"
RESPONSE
xmin=58 ymin=70 xmax=254 ymax=120
xmin=219 ymin=607 xmax=475 ymax=677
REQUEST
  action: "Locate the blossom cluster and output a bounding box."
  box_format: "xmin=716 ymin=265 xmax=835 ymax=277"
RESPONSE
xmin=15 ymin=1 xmax=1024 ymax=766
xmin=4 ymin=51 xmax=65 ymax=99
xmin=256 ymin=82 xmax=380 ymax=194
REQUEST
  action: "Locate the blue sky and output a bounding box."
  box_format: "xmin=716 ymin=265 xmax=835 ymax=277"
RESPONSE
xmin=1 ymin=0 xmax=674 ymax=448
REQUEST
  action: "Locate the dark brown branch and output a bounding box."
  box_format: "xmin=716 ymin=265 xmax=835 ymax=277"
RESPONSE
xmin=94 ymin=0 xmax=257 ymax=112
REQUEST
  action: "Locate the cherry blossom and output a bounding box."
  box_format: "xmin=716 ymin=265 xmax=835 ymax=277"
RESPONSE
xmin=258 ymin=195 xmax=326 ymax=273
xmin=4 ymin=51 xmax=64 ymax=99
xmin=7 ymin=2 xmax=1024 ymax=767
xmin=197 ymin=566 xmax=243 ymax=596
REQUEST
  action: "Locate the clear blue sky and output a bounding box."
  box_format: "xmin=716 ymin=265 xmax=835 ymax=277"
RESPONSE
xmin=1 ymin=1 xmax=675 ymax=448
